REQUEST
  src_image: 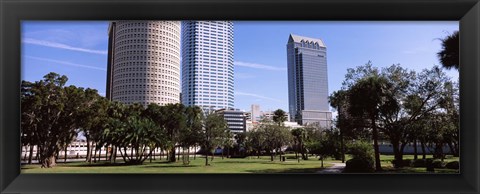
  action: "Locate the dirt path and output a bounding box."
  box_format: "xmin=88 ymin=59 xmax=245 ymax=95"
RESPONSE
xmin=317 ymin=162 xmax=346 ymax=173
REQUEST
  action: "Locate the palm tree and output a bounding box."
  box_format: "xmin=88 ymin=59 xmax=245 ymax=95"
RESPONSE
xmin=272 ymin=109 xmax=287 ymax=126
xmin=437 ymin=31 xmax=459 ymax=70
xmin=348 ymin=75 xmax=394 ymax=171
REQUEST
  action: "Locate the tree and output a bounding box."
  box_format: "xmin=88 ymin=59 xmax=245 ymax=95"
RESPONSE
xmin=257 ymin=119 xmax=291 ymax=161
xmin=291 ymin=128 xmax=307 ymax=161
xmin=305 ymin=128 xmax=341 ymax=168
xmin=201 ymin=113 xmax=228 ymax=166
xmin=437 ymin=31 xmax=459 ymax=70
xmin=180 ymin=106 xmax=203 ymax=164
xmin=348 ymin=74 xmax=394 ymax=171
xmin=162 ymin=104 xmax=186 ymax=162
xmin=246 ymin=129 xmax=265 ymax=158
xmin=77 ymin=88 xmax=107 ymax=163
xmin=21 ymin=81 xmax=39 ymax=164
xmin=23 ymin=72 xmax=81 ymax=168
xmin=272 ymin=109 xmax=287 ymax=126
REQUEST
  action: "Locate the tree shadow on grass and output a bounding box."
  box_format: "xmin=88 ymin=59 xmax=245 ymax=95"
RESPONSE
xmin=246 ymin=167 xmax=325 ymax=173
xmin=141 ymin=164 xmax=200 ymax=168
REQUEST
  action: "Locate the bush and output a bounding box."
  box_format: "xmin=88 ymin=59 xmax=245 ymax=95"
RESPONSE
xmin=344 ymin=141 xmax=375 ymax=173
xmin=432 ymin=159 xmax=446 ymax=168
xmin=347 ymin=141 xmax=374 ymax=161
xmin=412 ymin=159 xmax=427 ymax=167
xmin=344 ymin=158 xmax=375 ymax=173
xmin=391 ymin=159 xmax=412 ymax=168
xmin=445 ymin=161 xmax=459 ymax=169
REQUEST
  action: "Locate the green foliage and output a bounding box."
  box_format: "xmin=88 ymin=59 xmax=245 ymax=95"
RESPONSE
xmin=344 ymin=158 xmax=375 ymax=173
xmin=445 ymin=161 xmax=459 ymax=169
xmin=344 ymin=141 xmax=375 ymax=173
xmin=272 ymin=109 xmax=287 ymax=125
xmin=412 ymin=159 xmax=427 ymax=167
xmin=347 ymin=141 xmax=374 ymax=161
xmin=437 ymin=31 xmax=459 ymax=70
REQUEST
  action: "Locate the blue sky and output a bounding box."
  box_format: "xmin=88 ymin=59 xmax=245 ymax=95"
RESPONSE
xmin=22 ymin=21 xmax=459 ymax=113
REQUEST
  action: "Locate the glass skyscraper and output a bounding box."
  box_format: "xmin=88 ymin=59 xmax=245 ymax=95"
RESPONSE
xmin=287 ymin=34 xmax=332 ymax=127
xmin=181 ymin=21 xmax=234 ymax=112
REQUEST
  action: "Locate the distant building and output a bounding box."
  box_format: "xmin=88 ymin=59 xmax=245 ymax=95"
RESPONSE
xmin=251 ymin=104 xmax=261 ymax=122
xmin=216 ymin=108 xmax=246 ymax=134
xmin=260 ymin=110 xmax=290 ymax=122
xmin=286 ymin=34 xmax=332 ymax=128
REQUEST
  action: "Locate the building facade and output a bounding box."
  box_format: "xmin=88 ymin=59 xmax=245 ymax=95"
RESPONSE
xmin=251 ymin=104 xmax=261 ymax=122
xmin=216 ymin=108 xmax=246 ymax=134
xmin=181 ymin=21 xmax=234 ymax=113
xmin=287 ymin=34 xmax=332 ymax=127
xmin=106 ymin=21 xmax=181 ymax=106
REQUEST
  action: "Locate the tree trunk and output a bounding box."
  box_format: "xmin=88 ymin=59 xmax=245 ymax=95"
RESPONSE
xmin=413 ymin=139 xmax=418 ymax=160
xmin=194 ymin=147 xmax=196 ymax=160
xmin=270 ymin=152 xmax=274 ymax=162
xmin=23 ymin=145 xmax=27 ymax=161
xmin=391 ymin=140 xmax=402 ymax=168
xmin=99 ymin=146 xmax=102 ymax=162
xmin=86 ymin=139 xmax=92 ymax=163
xmin=447 ymin=142 xmax=457 ymax=157
xmin=372 ymin=118 xmax=382 ymax=171
xmin=221 ymin=147 xmax=224 ymax=160
xmin=340 ymin=129 xmax=345 ymax=163
xmin=205 ymin=152 xmax=209 ymax=166
xmin=42 ymin=155 xmax=57 ymax=168
xmin=169 ymin=147 xmax=176 ymax=162
xmin=421 ymin=141 xmax=426 ymax=160
xmin=28 ymin=145 xmax=34 ymax=164
xmin=321 ymin=155 xmax=324 ymax=168
xmin=112 ymin=146 xmax=117 ymax=163
xmin=64 ymin=146 xmax=68 ymax=163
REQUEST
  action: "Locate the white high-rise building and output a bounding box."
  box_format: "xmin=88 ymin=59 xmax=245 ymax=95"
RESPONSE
xmin=181 ymin=21 xmax=234 ymax=112
xmin=106 ymin=21 xmax=181 ymax=106
xmin=251 ymin=104 xmax=261 ymax=122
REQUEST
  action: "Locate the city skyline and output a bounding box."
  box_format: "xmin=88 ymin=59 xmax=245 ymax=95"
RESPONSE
xmin=21 ymin=21 xmax=459 ymax=113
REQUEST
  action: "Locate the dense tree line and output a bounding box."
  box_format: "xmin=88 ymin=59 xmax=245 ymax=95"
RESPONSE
xmin=21 ymin=72 xmax=231 ymax=168
xmin=329 ymin=62 xmax=459 ymax=171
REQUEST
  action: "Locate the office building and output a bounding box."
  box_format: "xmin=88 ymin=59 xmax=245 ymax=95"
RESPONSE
xmin=106 ymin=21 xmax=181 ymax=106
xmin=181 ymin=21 xmax=234 ymax=113
xmin=251 ymin=104 xmax=261 ymax=122
xmin=287 ymin=34 xmax=332 ymax=127
xmin=216 ymin=108 xmax=246 ymax=134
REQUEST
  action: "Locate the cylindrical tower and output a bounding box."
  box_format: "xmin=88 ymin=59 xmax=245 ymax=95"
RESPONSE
xmin=107 ymin=21 xmax=181 ymax=106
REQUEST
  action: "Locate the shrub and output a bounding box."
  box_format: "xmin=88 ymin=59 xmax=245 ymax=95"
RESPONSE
xmin=344 ymin=141 xmax=375 ymax=173
xmin=445 ymin=161 xmax=459 ymax=169
xmin=412 ymin=159 xmax=427 ymax=167
xmin=432 ymin=159 xmax=446 ymax=168
xmin=347 ymin=141 xmax=374 ymax=161
xmin=391 ymin=159 xmax=412 ymax=168
xmin=344 ymin=158 xmax=375 ymax=173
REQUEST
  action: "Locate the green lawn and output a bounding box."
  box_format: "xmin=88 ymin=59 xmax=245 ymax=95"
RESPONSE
xmin=378 ymin=154 xmax=460 ymax=173
xmin=21 ymin=154 xmax=459 ymax=173
xmin=22 ymin=155 xmax=333 ymax=173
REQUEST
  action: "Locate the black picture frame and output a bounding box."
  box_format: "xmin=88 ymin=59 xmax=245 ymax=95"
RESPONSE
xmin=1 ymin=0 xmax=479 ymax=193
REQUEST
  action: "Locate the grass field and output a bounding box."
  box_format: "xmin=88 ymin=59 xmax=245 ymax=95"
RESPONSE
xmin=21 ymin=154 xmax=459 ymax=173
xmin=21 ymin=155 xmax=333 ymax=173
